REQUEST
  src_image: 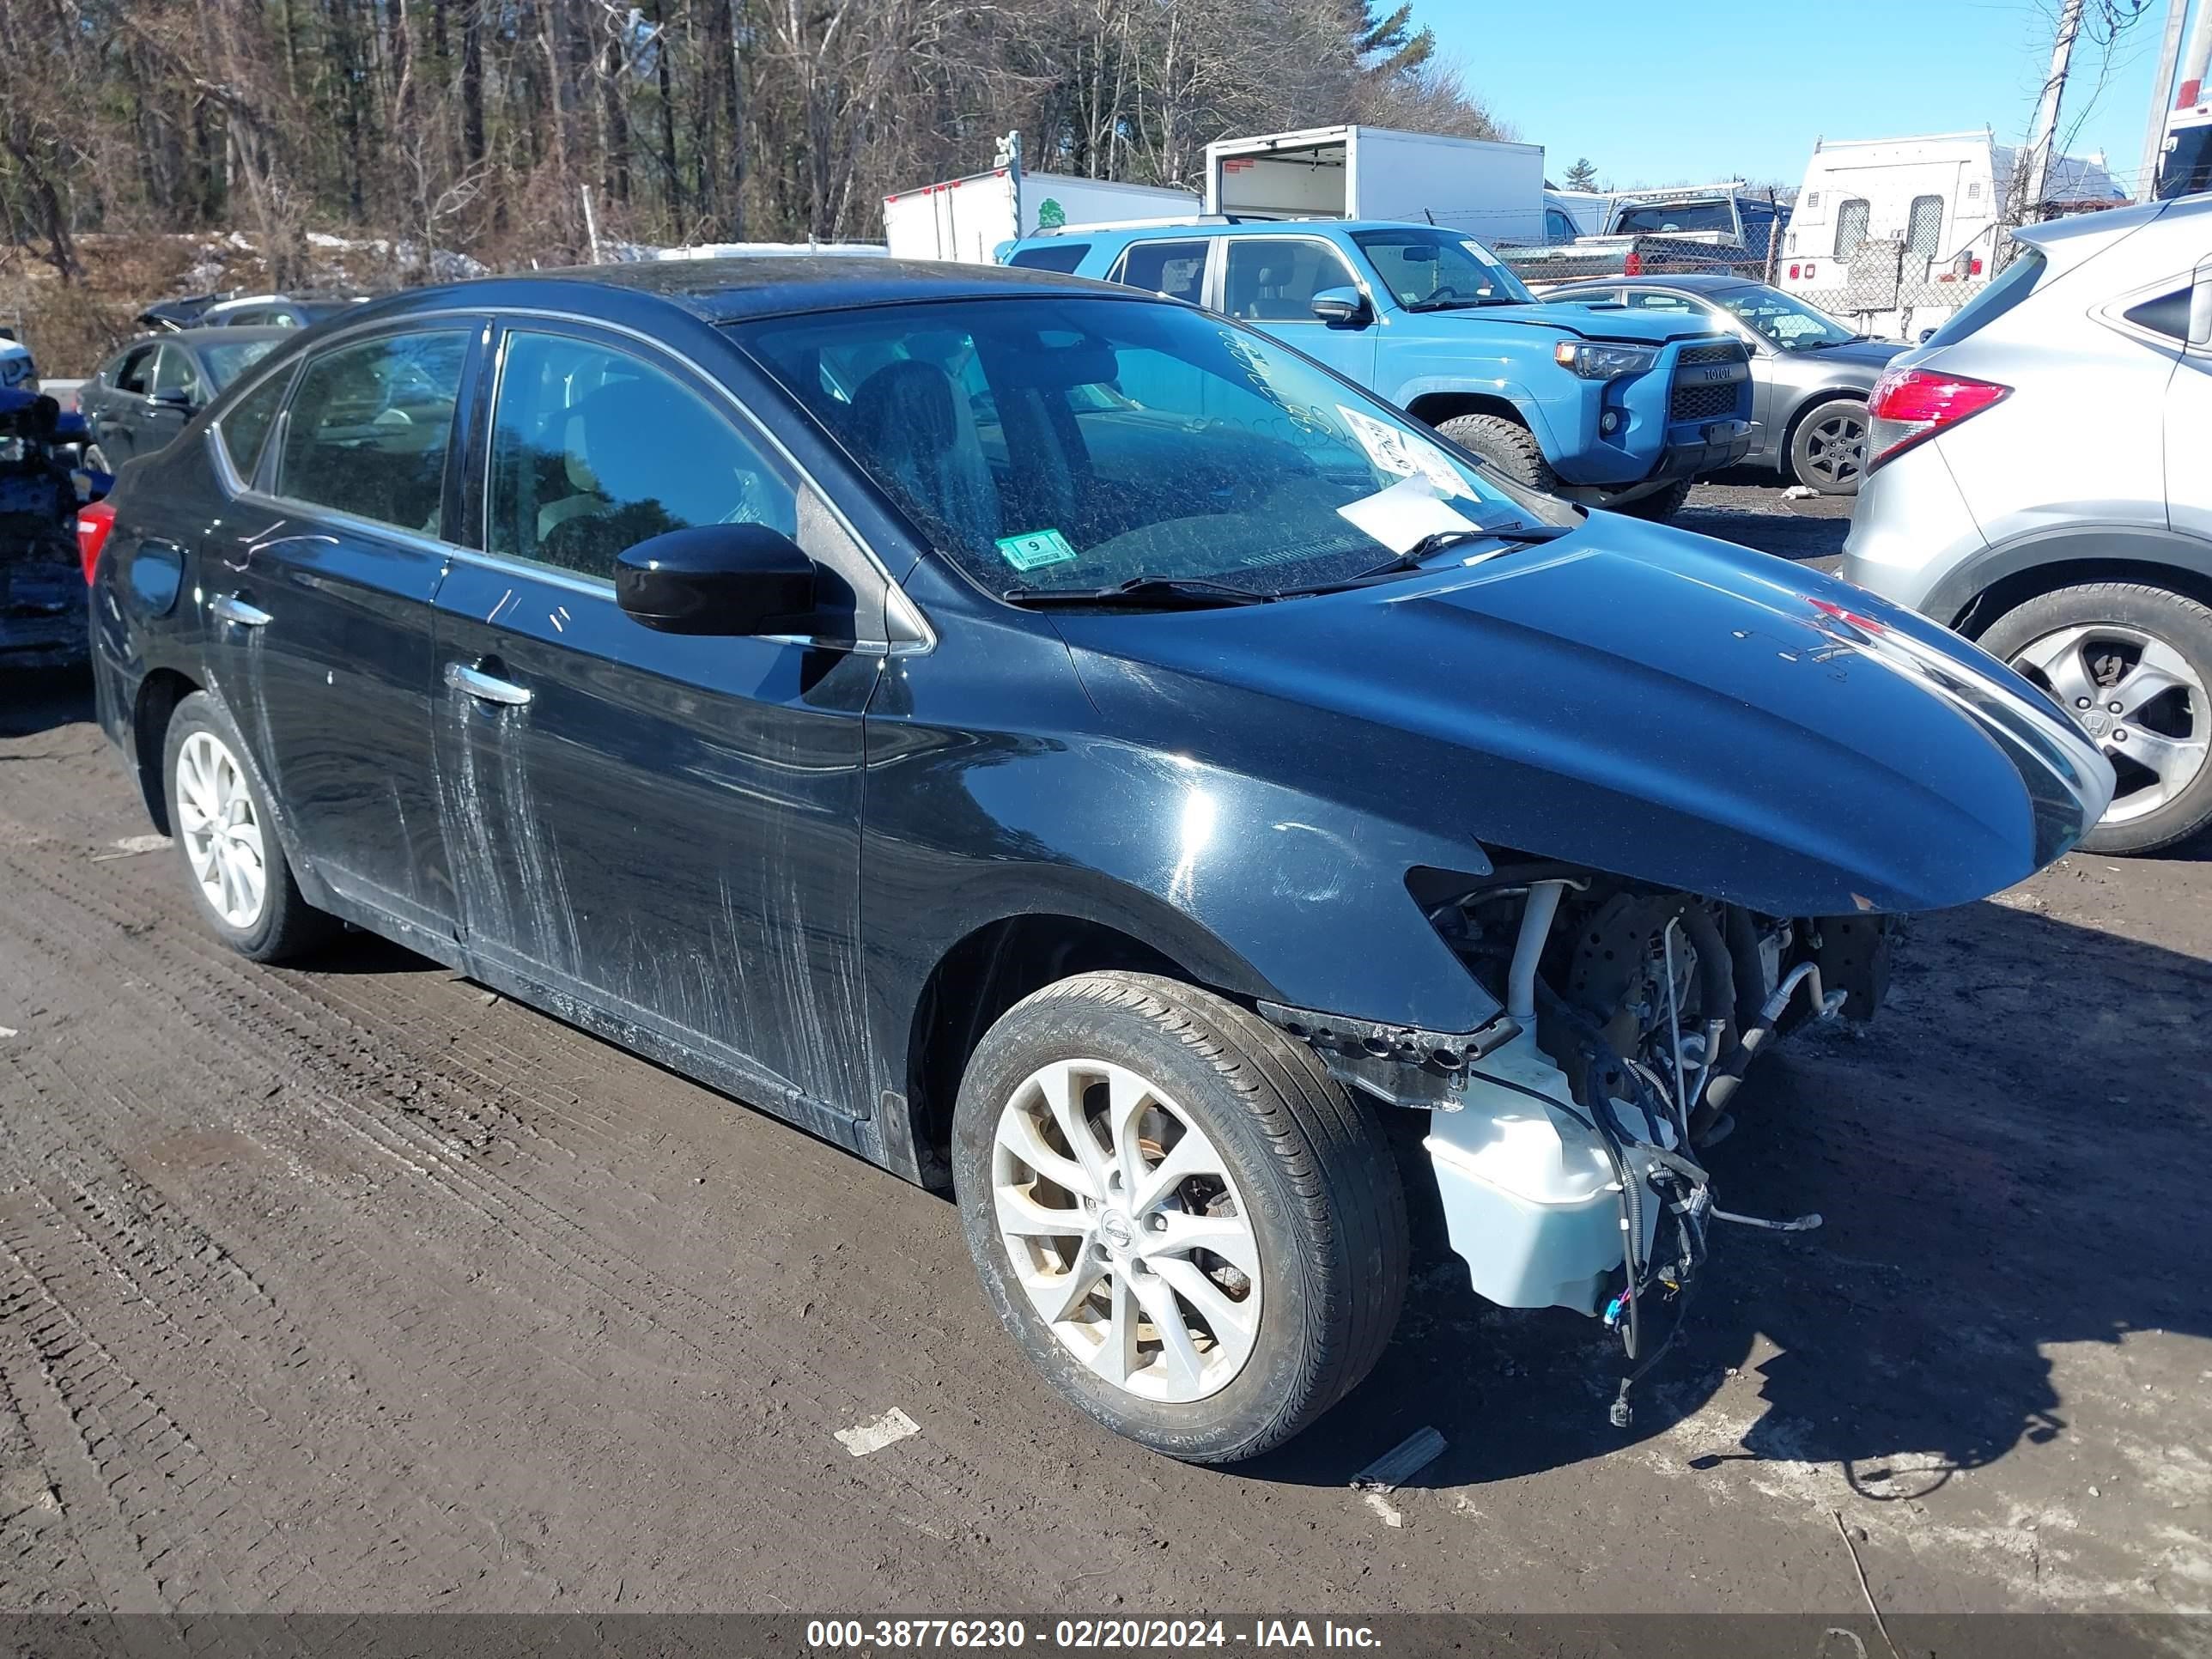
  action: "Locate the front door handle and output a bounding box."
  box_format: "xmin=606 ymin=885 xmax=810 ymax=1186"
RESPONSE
xmin=445 ymin=661 xmax=533 ymax=707
xmin=210 ymin=594 xmax=272 ymax=628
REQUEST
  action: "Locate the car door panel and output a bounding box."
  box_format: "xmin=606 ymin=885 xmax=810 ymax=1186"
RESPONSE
xmin=430 ymin=322 xmax=883 ymax=1145
xmin=1222 ymin=236 xmax=1378 ymax=385
xmin=204 ymin=325 xmax=477 ymax=941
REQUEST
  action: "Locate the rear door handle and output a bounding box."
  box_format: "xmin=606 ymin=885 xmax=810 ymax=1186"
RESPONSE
xmin=445 ymin=661 xmax=533 ymax=707
xmin=210 ymin=594 xmax=272 ymax=628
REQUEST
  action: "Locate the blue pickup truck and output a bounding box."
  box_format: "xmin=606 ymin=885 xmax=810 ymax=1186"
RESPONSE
xmin=1002 ymin=220 xmax=1753 ymax=519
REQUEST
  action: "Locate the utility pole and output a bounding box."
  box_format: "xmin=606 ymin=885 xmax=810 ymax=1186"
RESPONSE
xmin=2017 ymin=0 xmax=2087 ymax=224
xmin=2140 ymin=0 xmax=2191 ymax=199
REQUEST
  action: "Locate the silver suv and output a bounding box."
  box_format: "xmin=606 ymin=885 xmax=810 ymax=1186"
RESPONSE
xmin=1844 ymin=194 xmax=2212 ymax=854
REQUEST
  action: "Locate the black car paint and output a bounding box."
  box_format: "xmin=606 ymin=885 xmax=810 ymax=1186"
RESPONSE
xmin=89 ymin=261 xmax=2101 ymax=1188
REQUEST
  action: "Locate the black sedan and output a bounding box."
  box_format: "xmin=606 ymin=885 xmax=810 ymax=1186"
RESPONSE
xmin=1546 ymin=273 xmax=1905 ymax=493
xmin=79 ymin=327 xmax=290 ymax=472
xmin=82 ymin=261 xmax=2105 ymax=1462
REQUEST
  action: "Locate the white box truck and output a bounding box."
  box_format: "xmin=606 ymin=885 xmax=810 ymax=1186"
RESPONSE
xmin=883 ymin=169 xmax=1200 ymax=264
xmin=1203 ymin=125 xmax=1547 ymax=246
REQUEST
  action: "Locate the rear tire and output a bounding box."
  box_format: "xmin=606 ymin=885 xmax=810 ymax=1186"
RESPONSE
xmin=1610 ymin=476 xmax=1696 ymax=521
xmin=1435 ymin=412 xmax=1560 ymax=496
xmin=161 ymin=691 xmax=335 ymax=961
xmin=1979 ymin=581 xmax=2212 ymax=855
xmin=951 ymin=972 xmax=1408 ymax=1463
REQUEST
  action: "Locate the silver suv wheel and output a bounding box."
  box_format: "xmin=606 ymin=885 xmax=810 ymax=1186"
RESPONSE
xmin=174 ymin=729 xmax=269 ymax=928
xmin=2008 ymin=621 xmax=2208 ymax=826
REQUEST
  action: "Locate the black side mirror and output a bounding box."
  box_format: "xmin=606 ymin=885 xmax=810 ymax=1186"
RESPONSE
xmin=1310 ymin=286 xmax=1371 ymax=326
xmin=615 ymin=522 xmax=817 ymax=636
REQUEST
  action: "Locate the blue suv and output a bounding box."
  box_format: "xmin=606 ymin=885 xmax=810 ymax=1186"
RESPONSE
xmin=1005 ymin=220 xmax=1753 ymax=519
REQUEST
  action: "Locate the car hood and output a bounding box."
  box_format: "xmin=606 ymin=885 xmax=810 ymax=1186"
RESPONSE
xmin=1452 ymin=301 xmax=1724 ymax=345
xmin=1053 ymin=520 xmax=2112 ymax=917
xmin=1782 ymin=337 xmax=1906 ymax=372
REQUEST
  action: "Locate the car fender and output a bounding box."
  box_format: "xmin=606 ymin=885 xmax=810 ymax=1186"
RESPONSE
xmin=1929 ymin=522 xmax=2212 ymax=630
xmin=1387 ymin=366 xmax=1565 ymax=460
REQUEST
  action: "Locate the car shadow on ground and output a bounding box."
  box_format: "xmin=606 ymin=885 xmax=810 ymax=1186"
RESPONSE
xmin=0 ymin=666 xmax=94 ymax=741
xmin=1250 ymin=896 xmax=2211 ymax=1495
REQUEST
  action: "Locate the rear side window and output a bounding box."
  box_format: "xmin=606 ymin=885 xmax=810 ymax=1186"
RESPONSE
xmin=152 ymin=344 xmax=200 ymax=399
xmin=218 ymin=369 xmax=291 ymax=481
xmin=1834 ymin=198 xmax=1871 ymax=260
xmin=1924 ymin=248 xmax=2047 ymax=349
xmin=2124 ymin=287 xmax=2191 ymax=340
xmin=1007 ymin=243 xmax=1090 ymax=273
xmin=276 ymin=331 xmax=470 ymax=537
xmin=1112 ymin=240 xmax=1206 ymax=302
xmin=488 ymin=331 xmax=795 ymax=580
xmin=1223 ymin=238 xmax=1360 ymax=322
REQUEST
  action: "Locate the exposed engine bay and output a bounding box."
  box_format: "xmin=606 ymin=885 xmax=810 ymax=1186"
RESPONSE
xmin=1266 ymin=860 xmax=1898 ymax=1425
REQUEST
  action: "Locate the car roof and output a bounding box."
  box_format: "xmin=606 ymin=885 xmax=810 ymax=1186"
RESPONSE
xmin=171 ymin=325 xmax=298 ymax=348
xmin=347 ymin=258 xmax=1129 ymax=329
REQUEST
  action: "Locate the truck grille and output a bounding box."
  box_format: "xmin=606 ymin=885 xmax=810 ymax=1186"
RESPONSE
xmin=1669 ymin=342 xmax=1749 ymax=422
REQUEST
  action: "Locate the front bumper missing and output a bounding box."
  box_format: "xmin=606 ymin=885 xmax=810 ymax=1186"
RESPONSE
xmin=1255 ymin=999 xmax=1521 ymax=1111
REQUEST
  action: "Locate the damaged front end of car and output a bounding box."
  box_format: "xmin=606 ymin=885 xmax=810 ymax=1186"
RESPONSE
xmin=1266 ymin=858 xmax=1907 ymax=1426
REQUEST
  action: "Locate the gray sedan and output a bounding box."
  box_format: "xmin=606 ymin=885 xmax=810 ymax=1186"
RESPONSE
xmin=1547 ymin=274 xmax=1904 ymax=494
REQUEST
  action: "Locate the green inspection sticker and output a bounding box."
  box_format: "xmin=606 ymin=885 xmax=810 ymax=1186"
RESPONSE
xmin=996 ymin=528 xmax=1079 ymax=572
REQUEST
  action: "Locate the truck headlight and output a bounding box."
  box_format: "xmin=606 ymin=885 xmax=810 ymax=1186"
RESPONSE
xmin=1553 ymin=341 xmax=1660 ymax=380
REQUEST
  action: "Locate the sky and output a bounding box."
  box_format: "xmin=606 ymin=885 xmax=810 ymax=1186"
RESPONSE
xmin=1419 ymin=0 xmax=2182 ymax=197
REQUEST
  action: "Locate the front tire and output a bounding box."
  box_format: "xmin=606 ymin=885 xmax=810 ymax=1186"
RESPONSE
xmin=161 ymin=692 xmax=334 ymax=960
xmin=1435 ymin=411 xmax=1560 ymax=496
xmin=1609 ymin=476 xmax=1695 ymax=521
xmin=1981 ymin=582 xmax=2212 ymax=854
xmin=1788 ymin=398 xmax=1869 ymax=495
xmin=951 ymin=972 xmax=1408 ymax=1463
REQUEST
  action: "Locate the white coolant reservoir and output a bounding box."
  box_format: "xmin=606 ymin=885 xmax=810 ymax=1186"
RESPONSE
xmin=1424 ymin=1029 xmax=1644 ymax=1316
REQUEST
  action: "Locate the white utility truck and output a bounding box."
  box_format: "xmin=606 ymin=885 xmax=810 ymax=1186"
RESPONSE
xmin=1202 ymin=124 xmax=1548 ymax=246
xmin=883 ymin=161 xmax=1198 ymax=264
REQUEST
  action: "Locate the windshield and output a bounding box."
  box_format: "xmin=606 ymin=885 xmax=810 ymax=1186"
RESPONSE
xmin=1613 ymin=201 xmax=1736 ymax=235
xmin=1711 ymin=286 xmax=1857 ymax=349
xmin=199 ymin=338 xmax=282 ymax=389
xmin=733 ymin=295 xmax=1565 ymax=600
xmin=1351 ymin=228 xmax=1536 ymax=310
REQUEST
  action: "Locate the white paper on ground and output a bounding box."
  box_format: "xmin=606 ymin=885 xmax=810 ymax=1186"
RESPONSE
xmin=835 ymin=1407 xmax=921 ymax=1455
xmin=1335 ymin=474 xmax=1482 ymax=555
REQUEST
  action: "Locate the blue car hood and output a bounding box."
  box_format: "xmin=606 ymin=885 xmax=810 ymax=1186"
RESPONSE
xmin=1054 ymin=520 xmax=2112 ymax=917
xmin=1474 ymin=301 xmax=1721 ymax=343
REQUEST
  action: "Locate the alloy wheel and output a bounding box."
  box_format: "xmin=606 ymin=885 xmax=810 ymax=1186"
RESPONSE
xmin=2010 ymin=623 xmax=2209 ymax=824
xmin=1799 ymin=408 xmax=1866 ymax=489
xmin=174 ymin=730 xmax=268 ymax=928
xmin=991 ymin=1058 xmax=1261 ymax=1403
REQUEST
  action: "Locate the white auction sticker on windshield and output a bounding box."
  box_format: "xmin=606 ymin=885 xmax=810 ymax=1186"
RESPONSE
xmin=1338 ymin=405 xmax=1473 ymax=498
xmin=1336 ymin=475 xmax=1481 ymax=555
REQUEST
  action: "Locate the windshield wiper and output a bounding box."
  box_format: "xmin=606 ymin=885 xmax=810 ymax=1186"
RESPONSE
xmin=1350 ymin=522 xmax=1571 ymax=580
xmin=1401 ymin=297 xmax=1517 ymax=313
xmin=1000 ymin=574 xmax=1274 ymax=609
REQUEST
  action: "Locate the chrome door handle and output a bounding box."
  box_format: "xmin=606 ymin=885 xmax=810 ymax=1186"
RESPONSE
xmin=445 ymin=661 xmax=533 ymax=707
xmin=210 ymin=594 xmax=272 ymax=628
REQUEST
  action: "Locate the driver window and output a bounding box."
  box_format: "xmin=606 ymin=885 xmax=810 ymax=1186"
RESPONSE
xmin=1223 ymin=240 xmax=1358 ymax=322
xmin=114 ymin=346 xmax=156 ymax=394
xmin=488 ymin=331 xmax=798 ymax=581
xmin=152 ymin=345 xmax=201 ymax=400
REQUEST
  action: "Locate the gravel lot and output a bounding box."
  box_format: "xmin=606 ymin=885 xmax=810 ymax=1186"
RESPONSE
xmin=1 ymin=481 xmax=2206 ymax=1621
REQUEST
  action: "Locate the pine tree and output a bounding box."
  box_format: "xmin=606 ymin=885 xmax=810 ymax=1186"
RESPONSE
xmin=1565 ymin=157 xmax=1599 ymax=191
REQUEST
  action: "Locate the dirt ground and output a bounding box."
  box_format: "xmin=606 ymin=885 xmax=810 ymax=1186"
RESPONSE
xmin=0 ymin=480 xmax=2206 ymax=1620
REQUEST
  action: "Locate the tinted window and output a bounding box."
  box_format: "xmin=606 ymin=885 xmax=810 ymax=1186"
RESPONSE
xmin=113 ymin=346 xmax=156 ymax=395
xmin=218 ymin=369 xmax=291 ymax=480
xmin=1113 ymin=240 xmax=1207 ymax=303
xmin=1007 ymin=244 xmax=1090 ymax=273
xmin=1625 ymin=289 xmax=1700 ymax=317
xmin=1545 ymin=208 xmax=1578 ymax=244
xmin=489 ymin=331 xmax=795 ymax=580
xmin=1613 ymin=201 xmax=1735 ymax=234
xmin=1834 ymin=198 xmax=1871 ymax=260
xmin=2124 ymin=288 xmax=2191 ymax=340
xmin=1924 ymin=248 xmax=2047 ymax=349
xmin=1223 ymin=239 xmax=1361 ymax=322
xmin=276 ymin=331 xmax=468 ymax=536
